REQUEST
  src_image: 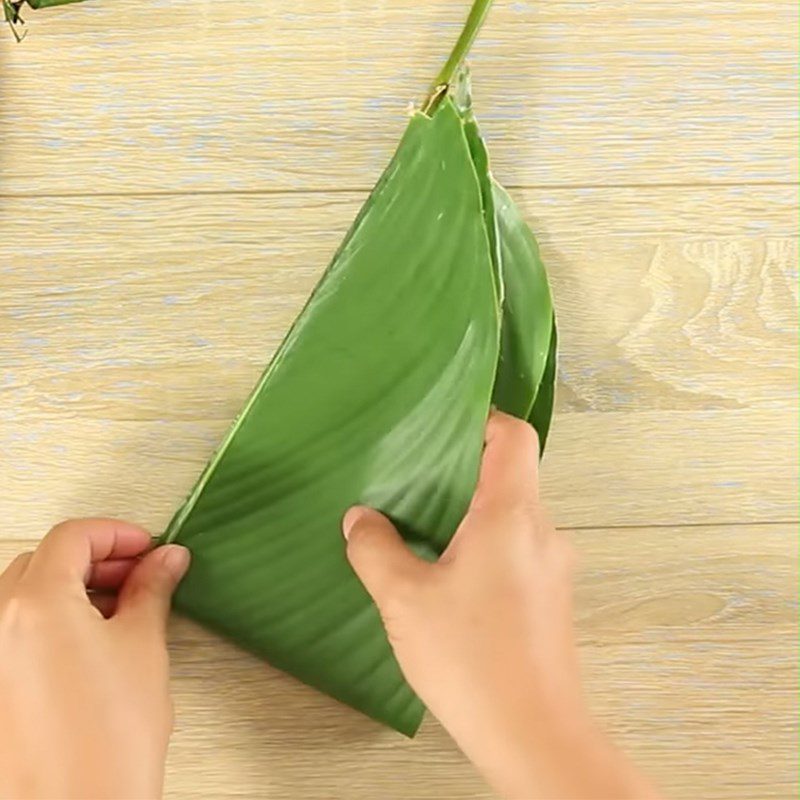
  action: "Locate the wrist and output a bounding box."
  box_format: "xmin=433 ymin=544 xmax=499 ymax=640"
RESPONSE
xmin=1 ymin=756 xmax=163 ymax=800
xmin=478 ymin=684 xmax=596 ymax=796
xmin=453 ymin=669 xmax=655 ymax=800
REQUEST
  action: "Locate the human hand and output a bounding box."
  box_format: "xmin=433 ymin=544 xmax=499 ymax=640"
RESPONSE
xmin=343 ymin=411 xmax=657 ymax=800
xmin=0 ymin=519 xmax=190 ymax=800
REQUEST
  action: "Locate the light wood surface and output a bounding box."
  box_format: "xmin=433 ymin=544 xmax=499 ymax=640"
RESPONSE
xmin=2 ymin=1 xmax=798 ymax=194
xmin=1 ymin=1 xmax=797 ymax=798
xmin=0 ymin=524 xmax=796 ymax=800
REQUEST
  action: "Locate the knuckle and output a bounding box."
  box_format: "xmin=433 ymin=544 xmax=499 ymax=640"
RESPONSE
xmin=45 ymin=518 xmax=81 ymax=543
xmin=386 ymin=569 xmax=417 ymax=607
xmin=517 ymin=484 xmax=541 ymax=513
xmin=47 ymin=518 xmax=76 ymax=534
xmin=371 ymin=566 xmax=419 ymax=620
xmin=498 ymin=490 xmax=539 ymax=521
xmin=377 ymin=593 xmax=403 ymax=623
xmin=0 ymin=592 xmax=45 ymax=634
xmin=129 ymin=578 xmax=165 ymax=605
xmin=9 ymin=551 xmax=32 ymax=571
xmin=377 ymin=587 xmax=411 ymax=628
xmin=120 ymin=575 xmax=167 ymax=615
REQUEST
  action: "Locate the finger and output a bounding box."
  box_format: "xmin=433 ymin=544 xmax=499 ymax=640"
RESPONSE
xmin=342 ymin=506 xmax=428 ymax=610
xmin=87 ymin=558 xmax=138 ymax=591
xmin=115 ymin=544 xmax=190 ymax=640
xmin=89 ymin=592 xmax=118 ymax=619
xmin=470 ymin=410 xmax=539 ymax=512
xmin=26 ymin=519 xmax=152 ymax=587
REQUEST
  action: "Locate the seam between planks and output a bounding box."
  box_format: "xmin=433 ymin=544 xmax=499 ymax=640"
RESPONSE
xmin=563 ymin=519 xmax=799 ymax=532
xmin=0 ymin=521 xmax=796 ymax=548
xmin=0 ymin=180 xmax=796 ymax=203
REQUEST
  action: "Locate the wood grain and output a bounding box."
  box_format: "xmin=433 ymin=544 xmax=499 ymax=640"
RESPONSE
xmin=1 ymin=0 xmax=797 ymax=797
xmin=2 ymin=408 xmax=797 ymax=538
xmin=1 ymin=0 xmax=797 ymax=195
xmin=2 ymin=187 xmax=796 ymax=413
xmin=0 ymin=524 xmax=796 ymax=800
xmin=1 ymin=186 xmax=796 ymax=536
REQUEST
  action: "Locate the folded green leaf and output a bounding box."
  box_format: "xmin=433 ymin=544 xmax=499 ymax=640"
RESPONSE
xmin=528 ymin=318 xmax=557 ymax=452
xmin=165 ymin=97 xmax=501 ymax=736
xmin=163 ymin=0 xmax=556 ymax=736
xmin=491 ymin=181 xmax=554 ymax=424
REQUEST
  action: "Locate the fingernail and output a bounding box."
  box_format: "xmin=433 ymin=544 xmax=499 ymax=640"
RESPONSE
xmin=342 ymin=506 xmax=369 ymax=540
xmin=160 ymin=544 xmax=191 ymax=580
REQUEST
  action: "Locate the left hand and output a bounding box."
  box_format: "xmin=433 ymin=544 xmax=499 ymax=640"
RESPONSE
xmin=0 ymin=518 xmax=190 ymax=800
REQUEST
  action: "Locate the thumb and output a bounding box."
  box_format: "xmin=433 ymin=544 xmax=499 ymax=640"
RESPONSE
xmin=343 ymin=506 xmax=428 ymax=609
xmin=116 ymin=544 xmax=190 ymax=638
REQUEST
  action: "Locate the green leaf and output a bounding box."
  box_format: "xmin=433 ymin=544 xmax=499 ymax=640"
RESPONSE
xmin=164 ymin=97 xmax=501 ymax=736
xmin=450 ymin=64 xmax=555 ymax=438
xmin=457 ymin=93 xmax=503 ymax=306
xmin=528 ymin=316 xmax=558 ymax=453
xmin=4 ymin=0 xmax=24 ymax=40
xmin=490 ymin=181 xmax=554 ymax=422
xmin=162 ymin=0 xmax=556 ymax=736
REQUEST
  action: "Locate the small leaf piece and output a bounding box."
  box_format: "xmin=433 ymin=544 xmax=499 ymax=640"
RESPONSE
xmin=26 ymin=0 xmax=86 ymax=9
xmin=6 ymin=0 xmax=87 ymax=40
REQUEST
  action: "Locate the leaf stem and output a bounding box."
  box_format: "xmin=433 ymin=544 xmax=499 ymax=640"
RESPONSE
xmin=425 ymin=0 xmax=495 ymax=106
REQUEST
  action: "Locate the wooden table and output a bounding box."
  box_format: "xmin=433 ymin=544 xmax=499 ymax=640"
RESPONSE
xmin=1 ymin=1 xmax=797 ymax=797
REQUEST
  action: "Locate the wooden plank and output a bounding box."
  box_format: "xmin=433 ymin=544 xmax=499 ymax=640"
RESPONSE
xmin=1 ymin=186 xmax=796 ymax=536
xmin=0 ymin=408 xmax=796 ymax=537
xmin=1 ymin=0 xmax=797 ymax=195
xmin=0 ymin=524 xmax=795 ymax=800
xmin=2 ymin=2 xmax=795 ymax=798
xmin=1 ymin=187 xmax=795 ymax=406
xmin=574 ymin=523 xmax=798 ymax=800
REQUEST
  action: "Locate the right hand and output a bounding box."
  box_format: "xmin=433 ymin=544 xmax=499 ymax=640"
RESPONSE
xmin=343 ymin=410 xmax=658 ymax=800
